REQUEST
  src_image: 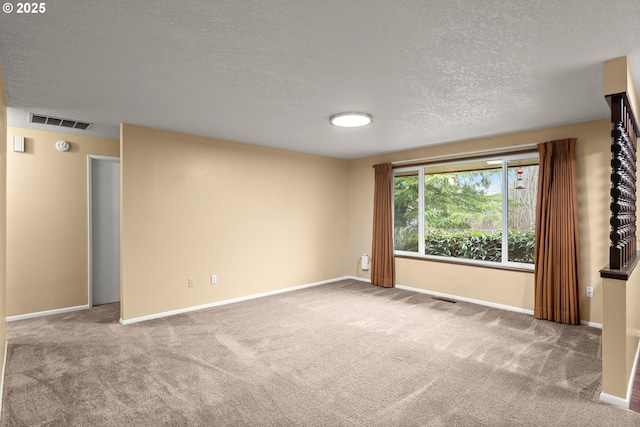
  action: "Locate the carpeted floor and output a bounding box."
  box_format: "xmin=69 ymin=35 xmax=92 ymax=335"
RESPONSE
xmin=2 ymin=279 xmax=640 ymax=426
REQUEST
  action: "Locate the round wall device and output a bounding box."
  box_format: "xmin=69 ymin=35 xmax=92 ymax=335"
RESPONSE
xmin=55 ymin=140 xmax=70 ymax=152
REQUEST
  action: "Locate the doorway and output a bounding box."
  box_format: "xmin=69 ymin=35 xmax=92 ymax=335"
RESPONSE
xmin=88 ymin=155 xmax=120 ymax=306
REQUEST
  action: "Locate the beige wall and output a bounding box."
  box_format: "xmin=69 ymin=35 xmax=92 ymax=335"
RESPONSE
xmin=347 ymin=119 xmax=611 ymax=323
xmin=6 ymin=119 xmax=612 ymax=325
xmin=0 ymin=65 xmax=7 ymax=380
xmin=604 ymin=56 xmax=639 ymax=114
xmin=627 ymin=270 xmax=640 ymax=395
xmin=599 ymin=55 xmax=640 ymax=402
xmin=6 ymin=128 xmax=119 ymax=316
xmin=601 ymin=277 xmax=627 ymax=398
xmin=622 ymin=267 xmax=640 ymax=394
xmin=120 ymin=124 xmax=349 ymax=320
xmin=601 ymin=269 xmax=640 ymax=400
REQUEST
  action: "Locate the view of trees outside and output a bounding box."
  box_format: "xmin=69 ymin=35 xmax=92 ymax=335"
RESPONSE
xmin=423 ymin=168 xmax=503 ymax=262
xmin=393 ymin=161 xmax=538 ymax=264
xmin=394 ymin=173 xmax=419 ymax=251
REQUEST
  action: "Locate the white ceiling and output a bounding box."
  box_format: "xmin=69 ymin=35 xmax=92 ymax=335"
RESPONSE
xmin=1 ymin=0 xmax=639 ymax=159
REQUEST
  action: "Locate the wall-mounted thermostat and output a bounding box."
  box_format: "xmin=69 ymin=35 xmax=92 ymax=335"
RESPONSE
xmin=55 ymin=140 xmax=70 ymax=152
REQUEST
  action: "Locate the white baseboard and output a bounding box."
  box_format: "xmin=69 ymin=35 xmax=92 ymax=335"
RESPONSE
xmin=120 ymin=276 xmax=350 ymax=325
xmin=605 ymin=339 xmax=640 ymax=409
xmin=350 ymin=278 xmax=602 ymax=329
xmin=6 ymin=304 xmax=90 ymax=322
xmin=346 ymin=276 xmax=371 ymax=283
xmin=600 ymin=392 xmax=630 ymax=409
xmin=7 ymin=277 xmax=602 ymax=330
xmin=581 ymin=320 xmax=603 ymax=329
xmin=627 ymin=341 xmax=640 ymax=406
xmin=395 ymin=284 xmax=535 ymax=316
xmin=626 ymin=342 xmax=640 ymax=409
xmin=394 ymin=284 xmax=604 ymax=330
xmin=0 ymin=340 xmax=8 ymax=417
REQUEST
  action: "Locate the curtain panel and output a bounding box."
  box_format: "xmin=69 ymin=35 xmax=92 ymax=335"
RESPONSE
xmin=371 ymin=163 xmax=395 ymax=288
xmin=534 ymin=138 xmax=581 ymax=325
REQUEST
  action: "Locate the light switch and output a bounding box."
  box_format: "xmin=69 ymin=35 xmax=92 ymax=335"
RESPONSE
xmin=13 ymin=136 xmax=24 ymax=152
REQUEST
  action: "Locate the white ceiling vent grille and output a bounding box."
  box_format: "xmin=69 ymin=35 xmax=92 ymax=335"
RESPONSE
xmin=30 ymin=113 xmax=92 ymax=130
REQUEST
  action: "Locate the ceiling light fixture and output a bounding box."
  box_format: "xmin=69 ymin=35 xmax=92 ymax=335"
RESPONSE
xmin=329 ymin=112 xmax=373 ymax=128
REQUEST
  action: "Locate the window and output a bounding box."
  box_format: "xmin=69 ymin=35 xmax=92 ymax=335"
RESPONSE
xmin=394 ymin=153 xmax=539 ymax=268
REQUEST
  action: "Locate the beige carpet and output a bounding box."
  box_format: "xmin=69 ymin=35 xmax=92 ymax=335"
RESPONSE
xmin=2 ymin=279 xmax=640 ymax=426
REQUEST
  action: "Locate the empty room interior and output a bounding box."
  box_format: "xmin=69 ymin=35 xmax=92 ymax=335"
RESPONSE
xmin=1 ymin=1 xmax=640 ymax=425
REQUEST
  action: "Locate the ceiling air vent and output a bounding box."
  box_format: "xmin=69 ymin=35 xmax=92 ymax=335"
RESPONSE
xmin=30 ymin=113 xmax=92 ymax=130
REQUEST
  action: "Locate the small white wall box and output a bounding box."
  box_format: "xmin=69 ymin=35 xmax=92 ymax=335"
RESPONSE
xmin=361 ymin=254 xmax=370 ymax=270
xmin=13 ymin=136 xmax=24 ymax=152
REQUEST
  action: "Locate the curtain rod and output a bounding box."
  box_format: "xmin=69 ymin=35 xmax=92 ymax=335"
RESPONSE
xmin=391 ymin=142 xmax=539 ymax=167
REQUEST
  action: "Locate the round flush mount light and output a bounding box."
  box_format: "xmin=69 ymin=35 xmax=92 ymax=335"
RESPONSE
xmin=329 ymin=112 xmax=373 ymax=128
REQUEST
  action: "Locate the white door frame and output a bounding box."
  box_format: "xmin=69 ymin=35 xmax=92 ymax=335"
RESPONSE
xmin=87 ymin=155 xmax=120 ymax=307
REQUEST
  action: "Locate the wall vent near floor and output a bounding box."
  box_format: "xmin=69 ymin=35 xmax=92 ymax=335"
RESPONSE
xmin=433 ymin=296 xmax=457 ymax=304
xmin=30 ymin=113 xmax=92 ymax=130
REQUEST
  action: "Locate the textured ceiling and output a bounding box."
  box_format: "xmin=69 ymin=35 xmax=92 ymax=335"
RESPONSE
xmin=1 ymin=0 xmax=639 ymax=159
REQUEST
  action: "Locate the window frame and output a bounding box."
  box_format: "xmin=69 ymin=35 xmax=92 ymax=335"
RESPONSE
xmin=393 ymin=152 xmax=539 ymax=271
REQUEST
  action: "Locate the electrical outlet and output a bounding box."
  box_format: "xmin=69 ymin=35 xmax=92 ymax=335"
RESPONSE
xmin=585 ymin=287 xmax=594 ymax=298
xmin=211 ymin=275 xmax=217 ymax=284
xmin=188 ymin=278 xmax=195 ymax=288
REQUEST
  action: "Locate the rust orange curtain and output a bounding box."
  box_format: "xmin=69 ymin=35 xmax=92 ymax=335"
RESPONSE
xmin=371 ymin=163 xmax=395 ymax=288
xmin=534 ymin=138 xmax=581 ymax=324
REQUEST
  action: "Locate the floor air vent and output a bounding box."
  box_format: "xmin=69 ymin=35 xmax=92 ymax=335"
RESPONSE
xmin=433 ymin=296 xmax=457 ymax=304
xmin=30 ymin=113 xmax=92 ymax=130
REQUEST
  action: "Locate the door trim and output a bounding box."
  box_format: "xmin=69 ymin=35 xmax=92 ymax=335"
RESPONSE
xmin=87 ymin=155 xmax=120 ymax=307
